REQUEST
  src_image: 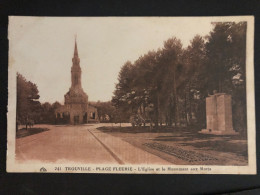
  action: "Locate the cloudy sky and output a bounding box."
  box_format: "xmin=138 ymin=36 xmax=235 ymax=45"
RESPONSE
xmin=9 ymin=17 xmax=216 ymax=104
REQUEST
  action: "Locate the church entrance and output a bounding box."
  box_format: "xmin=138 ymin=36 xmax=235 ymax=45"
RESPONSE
xmin=74 ymin=115 xmax=79 ymax=125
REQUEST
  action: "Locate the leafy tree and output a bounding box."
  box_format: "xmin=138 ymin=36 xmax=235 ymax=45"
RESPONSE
xmin=160 ymin=37 xmax=183 ymax=127
xmin=181 ymin=35 xmax=206 ymax=127
xmin=205 ymin=22 xmax=247 ymax=133
xmin=112 ymin=61 xmax=135 ymax=119
xmin=16 ymin=73 xmax=41 ymax=130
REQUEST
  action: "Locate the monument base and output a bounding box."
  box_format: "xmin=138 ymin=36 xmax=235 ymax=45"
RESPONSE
xmin=199 ymin=129 xmax=238 ymax=135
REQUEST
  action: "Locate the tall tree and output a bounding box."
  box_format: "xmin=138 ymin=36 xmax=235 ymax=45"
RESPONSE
xmin=205 ymin=22 xmax=247 ymax=133
xmin=181 ymin=35 xmax=206 ymax=127
xmin=161 ymin=37 xmax=183 ymax=126
xmin=17 ymin=73 xmax=41 ymax=130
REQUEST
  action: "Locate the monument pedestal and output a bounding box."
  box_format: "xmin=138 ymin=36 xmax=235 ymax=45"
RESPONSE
xmin=199 ymin=129 xmax=238 ymax=135
xmin=199 ymin=93 xmax=238 ymax=135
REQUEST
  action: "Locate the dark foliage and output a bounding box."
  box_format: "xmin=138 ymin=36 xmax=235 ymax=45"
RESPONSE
xmin=112 ymin=22 xmax=247 ymax=134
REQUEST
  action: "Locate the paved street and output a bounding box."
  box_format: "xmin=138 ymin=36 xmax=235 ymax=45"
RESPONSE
xmin=16 ymin=124 xmax=171 ymax=165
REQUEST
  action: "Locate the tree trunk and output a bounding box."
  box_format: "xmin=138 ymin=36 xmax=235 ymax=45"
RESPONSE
xmin=143 ymin=104 xmax=146 ymax=127
xmin=157 ymin=91 xmax=161 ymax=129
xmin=154 ymin=91 xmax=159 ymax=128
xmin=168 ymin=100 xmax=173 ymax=127
xmin=188 ymin=81 xmax=192 ymax=125
xmin=184 ymin=85 xmax=188 ymax=126
xmin=173 ymin=70 xmax=179 ymax=127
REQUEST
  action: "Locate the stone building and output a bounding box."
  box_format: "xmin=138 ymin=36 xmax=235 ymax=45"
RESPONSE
xmin=55 ymin=39 xmax=98 ymax=124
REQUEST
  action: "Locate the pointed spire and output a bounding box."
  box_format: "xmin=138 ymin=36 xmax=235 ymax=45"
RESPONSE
xmin=74 ymin=34 xmax=78 ymax=57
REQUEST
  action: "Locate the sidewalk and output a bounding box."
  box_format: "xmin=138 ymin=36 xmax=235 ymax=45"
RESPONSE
xmin=90 ymin=128 xmax=171 ymax=165
xmin=96 ymin=125 xmax=248 ymax=166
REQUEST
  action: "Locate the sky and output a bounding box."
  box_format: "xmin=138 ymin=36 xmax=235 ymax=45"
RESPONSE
xmin=9 ymin=17 xmax=215 ymax=104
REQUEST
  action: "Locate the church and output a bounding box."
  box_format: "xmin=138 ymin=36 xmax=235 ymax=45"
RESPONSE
xmin=55 ymin=38 xmax=99 ymax=125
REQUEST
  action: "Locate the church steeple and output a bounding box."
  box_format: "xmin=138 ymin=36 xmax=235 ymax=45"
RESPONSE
xmin=71 ymin=36 xmax=82 ymax=89
xmin=74 ymin=36 xmax=78 ymax=57
xmin=72 ymin=35 xmax=80 ymax=66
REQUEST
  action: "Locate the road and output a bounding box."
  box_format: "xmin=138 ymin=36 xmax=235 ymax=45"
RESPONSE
xmin=16 ymin=123 xmax=170 ymax=165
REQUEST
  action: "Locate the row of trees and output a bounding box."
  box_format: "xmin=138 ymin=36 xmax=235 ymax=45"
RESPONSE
xmin=112 ymin=22 xmax=247 ymax=134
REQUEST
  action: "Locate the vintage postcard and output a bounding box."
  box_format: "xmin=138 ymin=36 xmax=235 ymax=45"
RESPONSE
xmin=7 ymin=16 xmax=256 ymax=174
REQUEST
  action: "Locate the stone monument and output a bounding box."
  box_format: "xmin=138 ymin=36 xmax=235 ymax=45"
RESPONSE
xmin=199 ymin=92 xmax=238 ymax=135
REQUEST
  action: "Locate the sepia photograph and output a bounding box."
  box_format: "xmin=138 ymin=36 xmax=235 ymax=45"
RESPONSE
xmin=7 ymin=16 xmax=256 ymax=174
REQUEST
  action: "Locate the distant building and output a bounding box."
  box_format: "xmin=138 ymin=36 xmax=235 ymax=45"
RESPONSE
xmin=55 ymin=38 xmax=98 ymax=124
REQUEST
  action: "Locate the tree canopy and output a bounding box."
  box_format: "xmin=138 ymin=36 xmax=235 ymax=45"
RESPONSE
xmin=17 ymin=73 xmax=41 ymax=129
xmin=112 ymin=22 xmax=247 ymax=134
